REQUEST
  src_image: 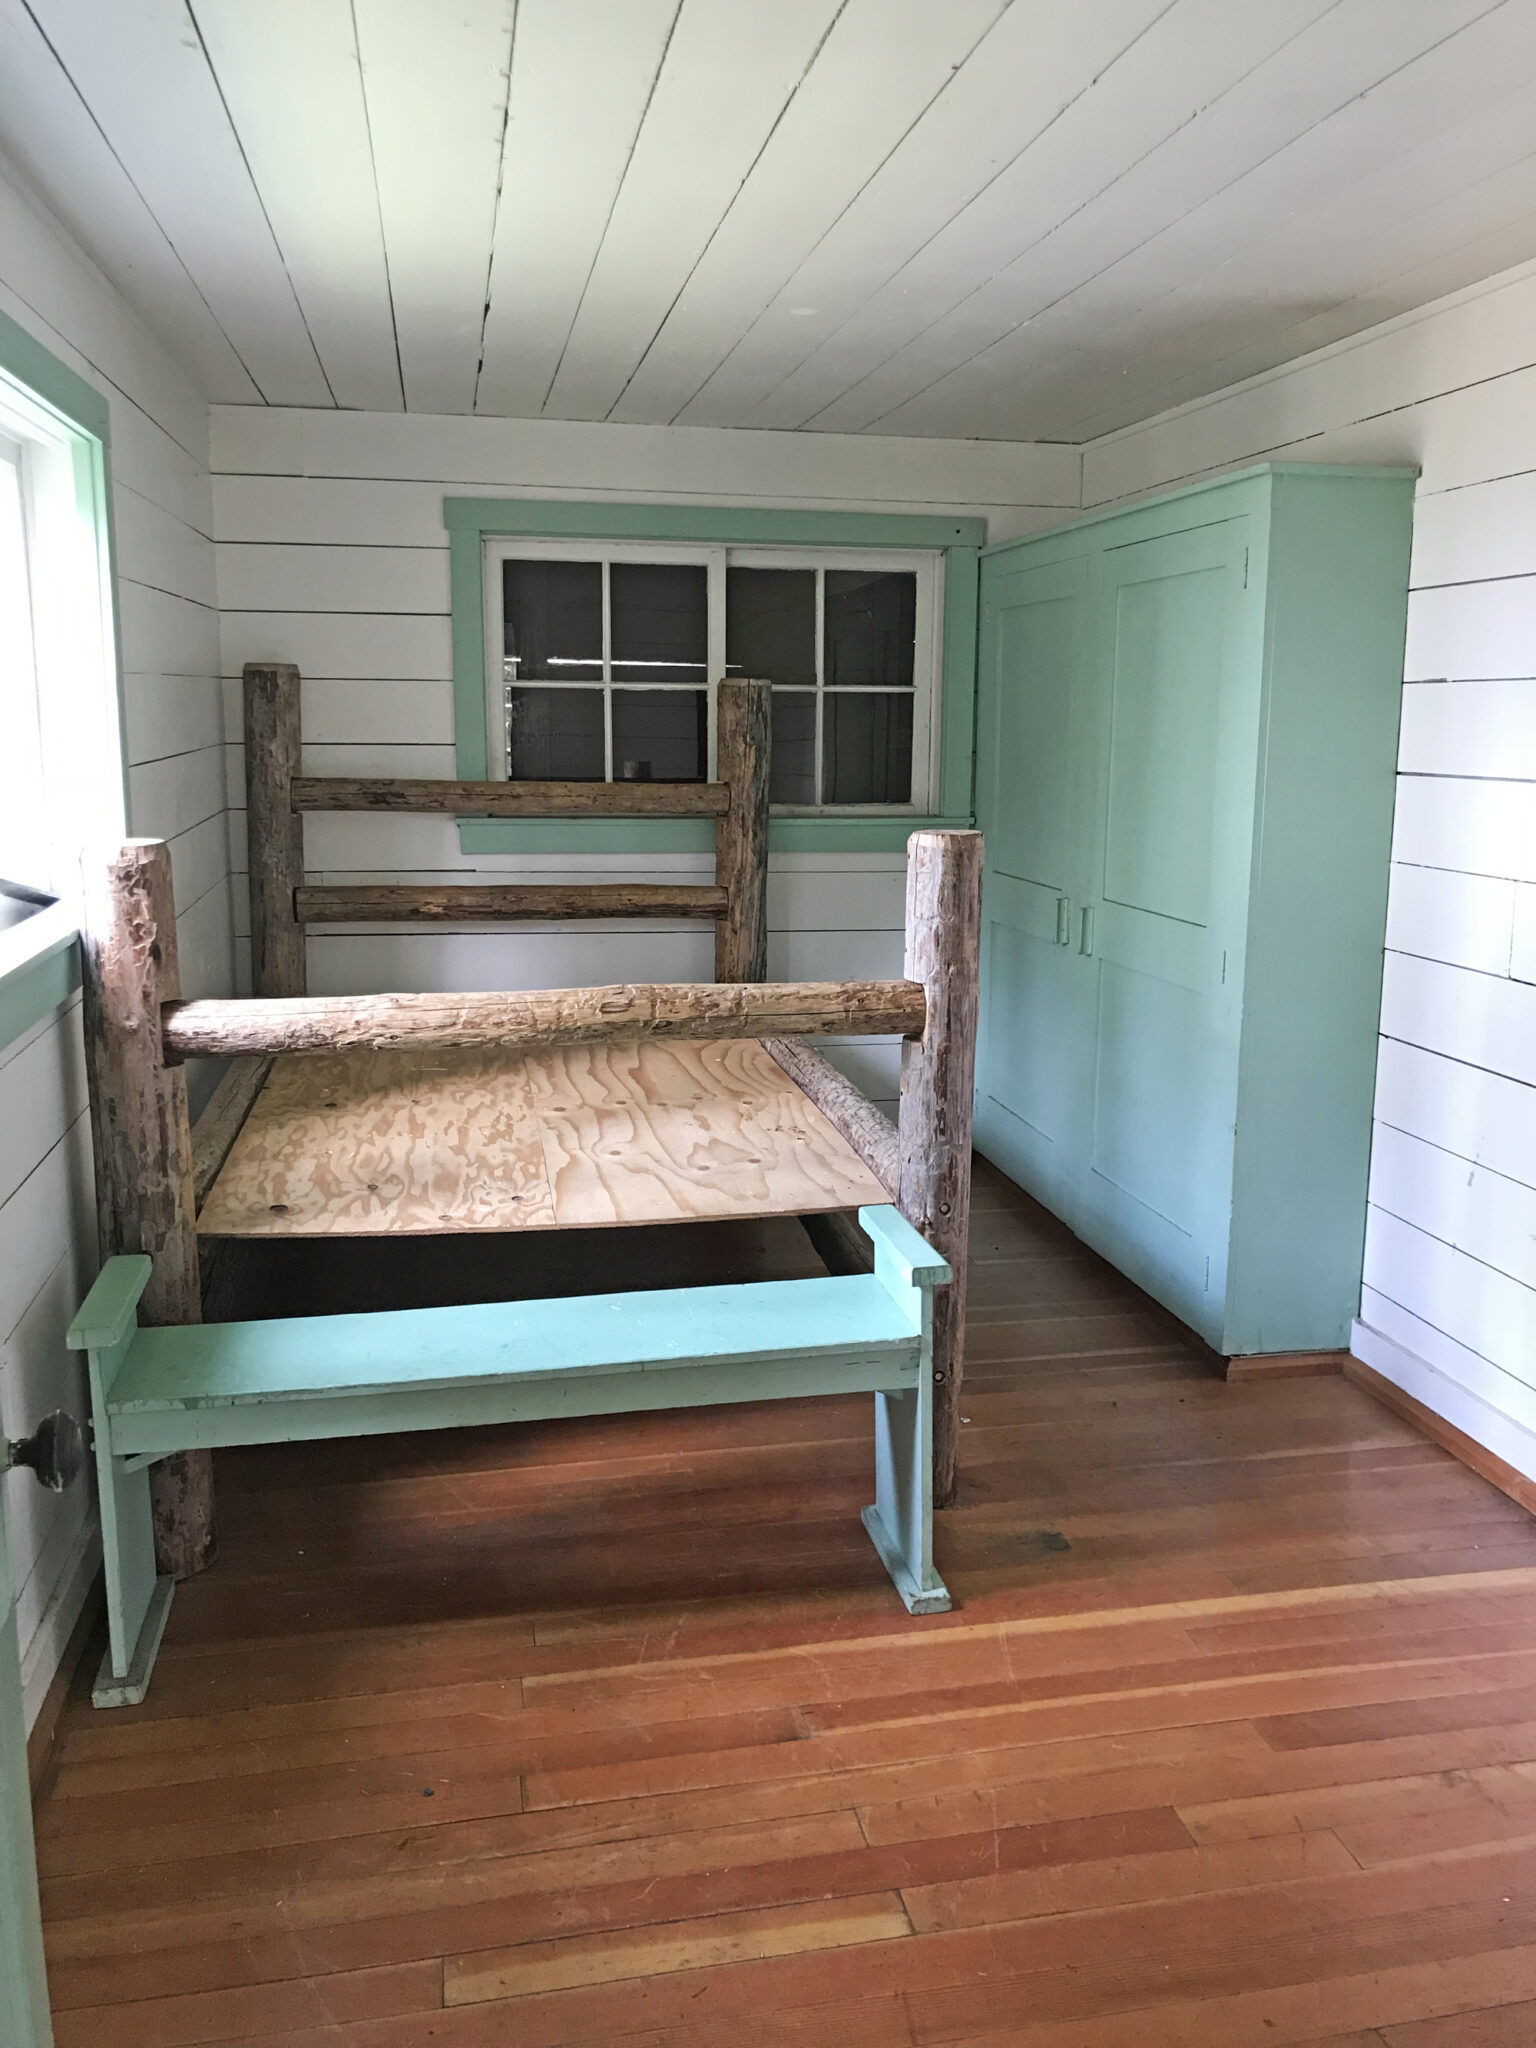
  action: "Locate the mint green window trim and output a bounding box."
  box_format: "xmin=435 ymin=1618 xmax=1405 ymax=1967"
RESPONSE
xmin=446 ymin=498 xmax=985 ymax=855
xmin=0 ymin=307 xmax=120 ymax=1052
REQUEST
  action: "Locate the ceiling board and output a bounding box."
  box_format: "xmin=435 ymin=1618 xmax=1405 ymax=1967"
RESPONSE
xmin=754 ymin=0 xmax=1352 ymax=434
xmin=0 ymin=0 xmax=257 ymax=401
xmin=353 ymin=0 xmax=514 ymax=414
xmin=192 ymin=0 xmax=404 ymax=412
xmin=878 ymin=6 xmax=1536 ymax=442
xmin=22 ymin=0 xmax=331 ymax=404
xmin=605 ymin=0 xmax=1008 ymax=427
xmin=475 ymin=0 xmax=678 ymax=419
xmin=540 ymin=0 xmax=843 ymax=422
xmin=674 ymin=0 xmax=1174 ymax=432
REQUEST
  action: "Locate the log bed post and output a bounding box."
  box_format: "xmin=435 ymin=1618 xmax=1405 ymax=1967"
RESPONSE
xmin=899 ymin=830 xmax=983 ymax=1509
xmin=714 ymin=677 xmax=771 ymax=983
xmin=81 ymin=840 xmax=214 ymax=1578
xmin=244 ymin=662 xmax=306 ymax=997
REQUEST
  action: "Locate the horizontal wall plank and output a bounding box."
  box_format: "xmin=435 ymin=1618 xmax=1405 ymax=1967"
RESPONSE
xmin=1405 ymin=575 xmax=1536 ymax=681
xmin=215 ymin=541 xmax=449 ymax=614
xmin=1373 ymin=1036 xmax=1536 ymax=1193
xmin=1380 ymin=950 xmax=1536 ymax=1091
xmin=219 ymin=609 xmax=453 ymax=681
xmin=1398 ymin=678 xmax=1536 ymax=778
xmin=1364 ymin=1204 xmax=1536 ymax=1401
xmin=1411 ymin=468 xmax=1536 ymax=587
xmin=1383 ymin=860 xmax=1515 ymax=975
xmin=1370 ymin=1121 xmax=1536 ymax=1292
xmin=1390 ymin=775 xmax=1536 ymax=882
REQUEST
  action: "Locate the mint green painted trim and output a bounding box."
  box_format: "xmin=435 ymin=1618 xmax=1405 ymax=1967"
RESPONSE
xmin=448 ymin=497 xmax=983 ymax=852
xmin=457 ymin=812 xmax=973 ymax=857
xmin=444 ymin=497 xmax=985 ymax=548
xmin=860 ymin=1204 xmax=953 ymax=1288
xmin=0 ymin=928 xmax=79 ymax=1053
xmin=982 ymin=459 xmax=1420 ymax=555
xmin=0 ymin=1503 xmax=53 ymax=2045
xmin=0 ymin=303 xmax=110 ymax=444
xmin=67 ymin=1254 xmax=153 ymax=1354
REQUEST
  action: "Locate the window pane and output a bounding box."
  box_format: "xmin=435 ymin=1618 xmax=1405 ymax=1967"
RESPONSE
xmin=503 ymin=559 xmax=602 ymax=682
xmin=610 ymin=561 xmax=707 ymax=686
xmin=0 ymin=446 xmax=43 ymax=886
xmin=824 ymin=569 xmax=915 ymax=688
xmin=506 ymin=685 xmax=604 ymax=779
xmin=823 ymin=691 xmax=913 ymax=805
xmin=726 ymin=566 xmax=815 ymax=687
xmin=770 ymin=690 xmax=817 ymax=805
xmin=612 ymin=689 xmax=708 ymax=782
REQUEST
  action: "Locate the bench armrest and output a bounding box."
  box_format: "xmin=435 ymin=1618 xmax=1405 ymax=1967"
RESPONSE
xmin=67 ymin=1255 xmax=153 ymax=1353
xmin=858 ymin=1205 xmax=951 ymax=1291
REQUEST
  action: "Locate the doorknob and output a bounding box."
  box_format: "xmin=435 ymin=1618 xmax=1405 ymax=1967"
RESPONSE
xmin=1 ymin=1411 xmax=87 ymax=1492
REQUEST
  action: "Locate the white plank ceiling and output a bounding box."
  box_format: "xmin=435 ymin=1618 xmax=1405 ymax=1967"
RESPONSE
xmin=3 ymin=0 xmax=1535 ymax=439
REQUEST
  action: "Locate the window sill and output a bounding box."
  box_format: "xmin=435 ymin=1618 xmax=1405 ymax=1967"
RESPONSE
xmin=456 ymin=813 xmax=975 ymax=858
xmin=0 ymin=898 xmax=81 ymax=1053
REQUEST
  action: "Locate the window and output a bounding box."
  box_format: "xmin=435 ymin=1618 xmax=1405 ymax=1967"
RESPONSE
xmin=0 ymin=313 xmax=120 ymax=1046
xmin=484 ymin=539 xmax=941 ymax=810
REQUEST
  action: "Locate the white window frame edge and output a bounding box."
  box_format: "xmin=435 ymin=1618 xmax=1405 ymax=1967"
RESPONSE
xmin=481 ymin=536 xmax=941 ymax=813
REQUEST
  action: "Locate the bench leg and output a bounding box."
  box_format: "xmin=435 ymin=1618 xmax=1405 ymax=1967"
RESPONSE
xmin=864 ymin=1385 xmax=951 ymax=1615
xmin=88 ymin=1355 xmax=175 ymax=1707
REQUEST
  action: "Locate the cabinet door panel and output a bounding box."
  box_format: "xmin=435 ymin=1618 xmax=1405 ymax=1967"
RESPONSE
xmin=1103 ymin=560 xmax=1228 ymax=925
xmin=1080 ymin=521 xmax=1255 ymax=1328
xmin=974 ymin=554 xmax=1094 ymax=1214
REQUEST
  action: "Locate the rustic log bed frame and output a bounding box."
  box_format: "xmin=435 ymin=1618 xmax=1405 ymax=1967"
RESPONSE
xmin=76 ymin=663 xmax=980 ymax=1707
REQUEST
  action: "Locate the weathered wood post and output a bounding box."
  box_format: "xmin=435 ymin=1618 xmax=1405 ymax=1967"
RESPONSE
xmin=714 ymin=677 xmax=771 ymax=983
xmin=244 ymin=662 xmax=306 ymax=997
xmin=81 ymin=840 xmax=214 ymax=1577
xmin=899 ymin=830 xmax=983 ymax=1509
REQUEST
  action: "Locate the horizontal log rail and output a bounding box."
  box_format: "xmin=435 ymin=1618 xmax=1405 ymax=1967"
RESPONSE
xmin=295 ymin=884 xmax=728 ymax=924
xmin=290 ymin=776 xmax=731 ymax=818
xmin=761 ymin=1036 xmax=898 ymax=1197
xmin=159 ymin=980 xmax=928 ymax=1063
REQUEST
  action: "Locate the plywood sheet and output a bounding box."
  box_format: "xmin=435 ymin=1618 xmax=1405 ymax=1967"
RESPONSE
xmin=197 ymin=1039 xmax=888 ymax=1238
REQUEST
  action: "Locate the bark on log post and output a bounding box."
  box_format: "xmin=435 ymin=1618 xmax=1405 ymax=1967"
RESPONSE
xmin=244 ymin=663 xmax=306 ymax=997
xmin=714 ymin=678 xmax=771 ymax=983
xmin=898 ymin=830 xmax=983 ymax=1510
xmin=160 ymin=978 xmax=927 ymax=1061
xmin=81 ymin=840 xmax=214 ymax=1579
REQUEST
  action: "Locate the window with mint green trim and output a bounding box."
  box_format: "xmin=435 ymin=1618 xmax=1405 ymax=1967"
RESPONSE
xmin=445 ymin=498 xmax=983 ymax=855
xmin=0 ymin=306 xmax=122 ymax=1053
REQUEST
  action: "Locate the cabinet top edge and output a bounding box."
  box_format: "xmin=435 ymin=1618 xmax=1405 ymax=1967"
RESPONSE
xmin=981 ymin=461 xmax=1420 ymax=559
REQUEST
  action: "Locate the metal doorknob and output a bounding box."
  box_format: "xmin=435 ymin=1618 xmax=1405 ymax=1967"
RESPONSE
xmin=1 ymin=1410 xmax=87 ymax=1491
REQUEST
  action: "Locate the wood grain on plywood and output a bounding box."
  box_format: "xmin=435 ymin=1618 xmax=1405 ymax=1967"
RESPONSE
xmin=196 ymin=1039 xmax=888 ymax=1237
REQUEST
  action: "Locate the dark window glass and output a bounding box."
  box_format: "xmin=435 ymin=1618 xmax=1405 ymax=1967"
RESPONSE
xmin=610 ymin=562 xmax=707 ymax=686
xmin=612 ymin=689 xmax=708 ymax=782
xmin=506 ymin=686 xmax=604 ymax=780
xmin=824 ymin=569 xmax=915 ymax=688
xmin=503 ymin=559 xmax=601 ymax=681
xmin=823 ymin=692 xmax=913 ymax=804
xmin=726 ymin=567 xmax=816 ymax=687
xmin=770 ymin=690 xmax=817 ymax=805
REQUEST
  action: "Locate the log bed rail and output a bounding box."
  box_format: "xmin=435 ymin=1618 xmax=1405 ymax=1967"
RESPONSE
xmin=81 ymin=660 xmax=979 ymax=1588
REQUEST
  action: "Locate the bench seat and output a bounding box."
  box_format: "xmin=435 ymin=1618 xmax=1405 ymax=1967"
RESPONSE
xmin=69 ymin=1204 xmax=952 ymax=1705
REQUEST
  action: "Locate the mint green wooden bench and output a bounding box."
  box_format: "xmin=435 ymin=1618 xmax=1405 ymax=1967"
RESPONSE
xmin=68 ymin=1204 xmax=952 ymax=1707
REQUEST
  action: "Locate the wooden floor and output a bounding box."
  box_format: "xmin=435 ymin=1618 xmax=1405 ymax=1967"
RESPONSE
xmin=35 ymin=1158 xmax=1536 ymax=2047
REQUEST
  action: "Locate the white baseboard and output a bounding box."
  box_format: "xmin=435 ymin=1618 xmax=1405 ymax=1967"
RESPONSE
xmin=19 ymin=1517 xmax=100 ymax=1730
xmin=1351 ymin=1316 xmax=1536 ymax=1493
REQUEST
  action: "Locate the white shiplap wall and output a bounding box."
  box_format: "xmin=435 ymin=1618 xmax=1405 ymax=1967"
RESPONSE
xmin=1083 ymin=254 xmax=1536 ymax=1481
xmin=209 ymin=408 xmax=1078 ymax=1112
xmin=0 ymin=151 xmax=230 ymax=1722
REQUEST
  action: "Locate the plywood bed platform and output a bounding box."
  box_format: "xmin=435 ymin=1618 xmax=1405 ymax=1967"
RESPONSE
xmin=196 ymin=1038 xmax=889 ymax=1238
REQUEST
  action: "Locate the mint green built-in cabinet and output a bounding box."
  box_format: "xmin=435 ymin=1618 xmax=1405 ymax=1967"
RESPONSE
xmin=976 ymin=465 xmax=1416 ymax=1359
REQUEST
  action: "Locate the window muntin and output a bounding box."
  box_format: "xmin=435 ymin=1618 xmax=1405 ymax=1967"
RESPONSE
xmin=485 ymin=538 xmax=939 ymax=809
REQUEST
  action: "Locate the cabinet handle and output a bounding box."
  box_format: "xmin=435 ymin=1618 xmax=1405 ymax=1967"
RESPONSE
xmin=1080 ymin=905 xmax=1095 ymax=957
xmin=1056 ymin=896 xmax=1072 ymax=946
